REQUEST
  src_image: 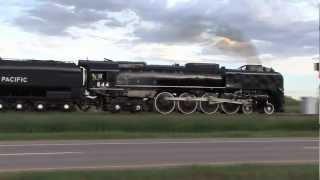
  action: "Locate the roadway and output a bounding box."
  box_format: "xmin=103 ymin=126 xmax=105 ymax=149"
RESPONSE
xmin=0 ymin=138 xmax=318 ymax=172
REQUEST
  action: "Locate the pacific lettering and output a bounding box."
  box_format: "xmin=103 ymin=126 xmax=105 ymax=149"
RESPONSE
xmin=1 ymin=76 xmax=28 ymax=83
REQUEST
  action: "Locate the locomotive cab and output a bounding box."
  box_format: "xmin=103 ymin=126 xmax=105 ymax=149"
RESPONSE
xmin=78 ymin=60 xmax=119 ymax=90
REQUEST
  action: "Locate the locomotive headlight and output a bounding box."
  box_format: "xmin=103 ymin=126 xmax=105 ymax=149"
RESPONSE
xmin=0 ymin=104 xmax=3 ymax=109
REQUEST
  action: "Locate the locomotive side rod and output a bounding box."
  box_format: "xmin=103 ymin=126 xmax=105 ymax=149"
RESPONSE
xmin=165 ymin=96 xmax=249 ymax=105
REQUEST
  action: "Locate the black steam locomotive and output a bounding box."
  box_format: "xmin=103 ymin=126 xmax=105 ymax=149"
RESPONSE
xmin=0 ymin=58 xmax=284 ymax=115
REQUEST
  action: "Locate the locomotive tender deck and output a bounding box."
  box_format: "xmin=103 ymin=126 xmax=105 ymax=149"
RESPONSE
xmin=0 ymin=58 xmax=284 ymax=115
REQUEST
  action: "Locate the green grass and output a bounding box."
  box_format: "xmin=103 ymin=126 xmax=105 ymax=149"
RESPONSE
xmin=0 ymin=96 xmax=315 ymax=140
xmin=0 ymin=164 xmax=317 ymax=180
xmin=0 ymin=112 xmax=317 ymax=140
xmin=0 ymin=131 xmax=316 ymax=141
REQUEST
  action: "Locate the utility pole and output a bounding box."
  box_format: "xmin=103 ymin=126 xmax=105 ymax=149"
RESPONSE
xmin=318 ymin=3 xmax=320 ymax=123
xmin=318 ymin=3 xmax=320 ymax=125
xmin=313 ymin=4 xmax=320 ymax=123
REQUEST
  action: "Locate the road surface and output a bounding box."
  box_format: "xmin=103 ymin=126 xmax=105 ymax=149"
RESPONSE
xmin=0 ymin=138 xmax=318 ymax=172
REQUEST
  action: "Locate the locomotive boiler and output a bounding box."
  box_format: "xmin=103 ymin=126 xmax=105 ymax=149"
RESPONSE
xmin=0 ymin=58 xmax=284 ymax=115
xmin=79 ymin=60 xmax=284 ymax=115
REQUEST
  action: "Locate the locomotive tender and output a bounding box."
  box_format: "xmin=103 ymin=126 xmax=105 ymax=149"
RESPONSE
xmin=0 ymin=58 xmax=284 ymax=115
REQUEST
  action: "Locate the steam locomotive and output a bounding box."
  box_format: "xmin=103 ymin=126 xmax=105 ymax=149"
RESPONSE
xmin=0 ymin=58 xmax=284 ymax=115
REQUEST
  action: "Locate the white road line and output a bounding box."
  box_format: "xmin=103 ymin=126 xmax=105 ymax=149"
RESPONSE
xmin=303 ymin=146 xmax=319 ymax=150
xmin=0 ymin=139 xmax=317 ymax=147
xmin=0 ymin=152 xmax=83 ymax=156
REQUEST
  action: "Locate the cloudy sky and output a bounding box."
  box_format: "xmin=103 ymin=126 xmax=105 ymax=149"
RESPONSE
xmin=0 ymin=0 xmax=318 ymax=98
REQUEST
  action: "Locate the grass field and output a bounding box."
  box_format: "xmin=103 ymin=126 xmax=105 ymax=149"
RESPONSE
xmin=0 ymin=112 xmax=317 ymax=140
xmin=0 ymin=164 xmax=317 ymax=180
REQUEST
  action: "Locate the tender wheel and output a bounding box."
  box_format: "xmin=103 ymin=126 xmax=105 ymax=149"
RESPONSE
xmin=111 ymin=104 xmax=121 ymax=113
xmin=130 ymin=104 xmax=143 ymax=113
xmin=242 ymin=104 xmax=253 ymax=114
xmin=177 ymin=92 xmax=198 ymax=114
xmin=15 ymin=102 xmax=24 ymax=111
xmin=264 ymin=102 xmax=275 ymax=115
xmin=134 ymin=104 xmax=142 ymax=112
xmin=62 ymin=103 xmax=73 ymax=112
xmin=0 ymin=100 xmax=4 ymax=111
xmin=199 ymin=93 xmax=219 ymax=114
xmin=35 ymin=102 xmax=46 ymax=111
xmin=154 ymin=92 xmax=176 ymax=115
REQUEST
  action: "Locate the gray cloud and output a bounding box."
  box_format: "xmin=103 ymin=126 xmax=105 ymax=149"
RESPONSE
xmin=243 ymin=20 xmax=318 ymax=57
xmin=12 ymin=0 xmax=318 ymax=59
xmin=15 ymin=2 xmax=109 ymax=35
xmin=49 ymin=0 xmax=133 ymax=12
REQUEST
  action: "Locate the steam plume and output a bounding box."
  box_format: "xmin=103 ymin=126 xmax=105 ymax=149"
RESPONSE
xmin=213 ymin=26 xmax=261 ymax=65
